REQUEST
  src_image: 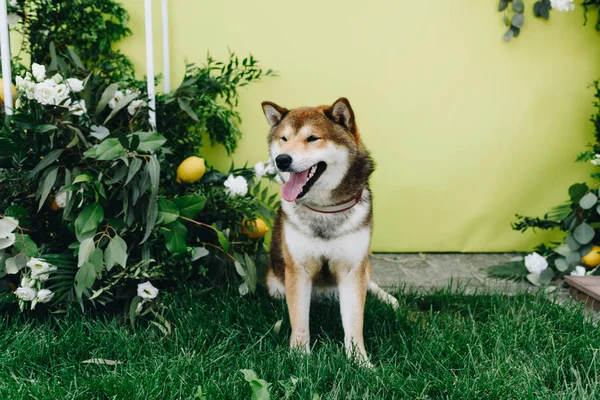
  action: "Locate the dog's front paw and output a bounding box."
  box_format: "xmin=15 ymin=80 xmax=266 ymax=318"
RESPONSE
xmin=290 ymin=333 xmax=310 ymax=354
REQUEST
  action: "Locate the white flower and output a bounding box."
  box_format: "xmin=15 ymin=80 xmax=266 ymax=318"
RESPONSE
xmin=108 ymin=90 xmax=124 ymax=109
xmin=265 ymin=162 xmax=276 ymax=175
xmin=550 ymin=0 xmax=575 ymax=12
xmin=254 ymin=161 xmax=266 ymax=180
xmin=15 ymin=286 xmax=36 ymax=301
xmin=66 ymin=78 xmax=84 ymax=93
xmin=53 ymin=83 xmax=70 ymax=105
xmin=27 ymin=257 xmax=55 ymax=279
xmin=224 ymin=175 xmax=248 ymax=197
xmin=7 ymin=13 xmax=21 ymax=25
xmin=570 ymin=266 xmax=586 ymax=276
xmin=127 ymin=99 xmax=145 ymax=116
xmin=52 ymin=73 xmax=63 ymax=84
xmin=16 ymin=75 xmax=35 ymax=99
xmin=31 ymin=63 xmax=46 ymax=82
xmin=68 ymin=99 xmax=87 ymax=116
xmin=274 ymin=175 xmax=283 ymax=184
xmin=33 ymin=79 xmax=58 ymax=105
xmin=125 ymin=88 xmax=140 ymax=97
xmin=524 ymin=252 xmax=548 ymax=274
xmin=9 ymin=0 xmax=18 ymax=8
xmin=55 ymin=191 xmax=67 ymax=208
xmin=137 ymin=281 xmax=159 ymax=299
xmin=36 ymin=289 xmax=54 ymax=303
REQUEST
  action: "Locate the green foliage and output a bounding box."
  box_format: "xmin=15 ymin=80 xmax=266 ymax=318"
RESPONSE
xmin=0 ymin=1 xmax=276 ymax=315
xmin=497 ymin=0 xmax=600 ymax=41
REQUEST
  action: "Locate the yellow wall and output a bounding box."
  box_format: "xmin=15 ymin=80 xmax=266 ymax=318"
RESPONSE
xmin=118 ymin=0 xmax=600 ymax=252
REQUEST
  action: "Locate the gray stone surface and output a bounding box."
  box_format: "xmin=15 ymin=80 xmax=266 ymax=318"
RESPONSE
xmin=370 ymin=253 xmax=529 ymax=293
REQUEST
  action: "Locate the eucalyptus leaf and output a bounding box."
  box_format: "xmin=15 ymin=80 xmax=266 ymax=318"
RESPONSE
xmin=234 ymin=260 xmax=247 ymax=277
xmin=125 ymin=157 xmax=143 ymax=185
xmin=38 ymin=167 xmax=59 ymax=212
xmin=94 ymin=139 xmax=125 ymax=161
xmin=0 ymin=233 xmax=15 ymax=250
xmin=539 ymin=267 xmax=555 ymax=285
xmin=13 ymin=234 xmax=38 ymax=257
xmin=140 ymin=155 xmax=160 ymax=244
xmin=75 ymin=261 xmax=96 ymax=298
xmin=238 ymin=281 xmax=249 ymax=296
xmin=105 ymin=234 xmax=127 ymax=271
xmin=512 ymin=0 xmax=525 ymax=13
xmin=177 ymin=98 xmax=200 ymax=122
xmin=90 ymin=125 xmax=110 ymax=140
xmin=75 ymin=204 xmax=104 ymax=241
xmin=566 ymin=234 xmax=580 ymax=251
xmin=0 ymin=216 xmax=19 ymax=238
xmin=90 ymin=248 xmax=104 ymax=273
xmin=554 ymin=258 xmax=569 ymax=272
xmin=78 ymin=238 xmax=95 ymax=267
xmin=579 ymin=192 xmax=598 ymax=210
xmin=5 ymin=253 xmax=27 ymax=274
xmin=133 ymin=132 xmax=167 ymax=153
xmin=28 ymin=149 xmax=63 ymax=178
xmin=511 ymin=13 xmax=525 ymax=28
xmin=104 ymin=93 xmax=137 ymax=124
xmin=566 ymin=250 xmax=582 ymax=266
xmin=95 ymin=83 xmax=119 ymax=116
xmin=573 ymin=222 xmax=595 ymax=245
xmin=217 ymin=230 xmax=229 ymax=254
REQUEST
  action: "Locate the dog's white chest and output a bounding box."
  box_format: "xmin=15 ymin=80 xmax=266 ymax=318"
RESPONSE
xmin=284 ymin=222 xmax=371 ymax=268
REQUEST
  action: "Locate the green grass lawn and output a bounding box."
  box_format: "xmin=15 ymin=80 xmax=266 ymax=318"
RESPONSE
xmin=1 ymin=284 xmax=599 ymax=399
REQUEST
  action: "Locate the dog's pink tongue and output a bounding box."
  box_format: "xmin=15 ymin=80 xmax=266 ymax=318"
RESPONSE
xmin=281 ymin=170 xmax=309 ymax=202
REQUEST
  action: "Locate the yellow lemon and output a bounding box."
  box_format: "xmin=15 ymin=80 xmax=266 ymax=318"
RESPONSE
xmin=582 ymin=245 xmax=600 ymax=267
xmin=241 ymin=218 xmax=270 ymax=239
xmin=176 ymin=156 xmax=205 ymax=183
xmin=0 ymin=78 xmax=18 ymax=104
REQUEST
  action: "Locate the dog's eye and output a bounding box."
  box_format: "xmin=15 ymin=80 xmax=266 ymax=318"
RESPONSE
xmin=307 ymin=136 xmax=320 ymax=143
xmin=281 ymin=137 xmax=287 ymax=142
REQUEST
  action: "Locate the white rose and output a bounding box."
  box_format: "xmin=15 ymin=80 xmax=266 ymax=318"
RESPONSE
xmin=137 ymin=281 xmax=159 ymax=299
xmin=33 ymin=80 xmax=58 ymax=105
xmin=28 ymin=257 xmax=55 ymax=279
xmin=31 ymin=63 xmax=46 ymax=82
xmin=550 ymin=0 xmax=575 ymax=12
xmin=570 ymin=266 xmax=586 ymax=276
xmin=125 ymin=88 xmax=140 ymax=97
xmin=54 ymin=83 xmax=70 ymax=105
xmin=69 ymin=99 xmax=87 ymax=116
xmin=264 ymin=162 xmax=276 ymax=175
xmin=52 ymin=73 xmax=63 ymax=84
xmin=66 ymin=78 xmax=84 ymax=93
xmin=55 ymin=191 xmax=67 ymax=208
xmin=254 ymin=162 xmax=266 ymax=180
xmin=108 ymin=90 xmax=124 ymax=109
xmin=7 ymin=13 xmax=21 ymax=25
xmin=16 ymin=75 xmax=36 ymax=99
xmin=127 ymin=99 xmax=145 ymax=116
xmin=15 ymin=286 xmax=36 ymax=301
xmin=524 ymin=252 xmax=548 ymax=274
xmin=36 ymin=289 xmax=54 ymax=303
xmin=224 ymin=174 xmax=248 ymax=197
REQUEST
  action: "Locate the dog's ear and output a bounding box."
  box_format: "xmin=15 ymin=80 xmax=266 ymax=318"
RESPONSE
xmin=261 ymin=101 xmax=288 ymax=127
xmin=326 ymin=97 xmax=356 ymax=134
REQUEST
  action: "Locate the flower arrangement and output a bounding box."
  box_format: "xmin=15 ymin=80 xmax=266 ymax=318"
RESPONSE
xmin=0 ymin=1 xmax=277 ymax=326
xmin=490 ymin=82 xmax=600 ymax=286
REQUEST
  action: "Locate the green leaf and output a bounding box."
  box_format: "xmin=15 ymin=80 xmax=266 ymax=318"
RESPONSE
xmin=13 ymin=234 xmax=38 ymax=257
xmin=163 ymin=220 xmax=188 ymax=255
xmin=66 ymin=46 xmax=85 ymax=70
xmin=90 ymin=248 xmax=104 ymax=273
xmin=78 ymin=238 xmax=95 ymax=267
xmin=5 ymin=253 xmax=27 ymax=274
xmin=38 ymin=167 xmax=59 ymax=212
xmin=526 ymin=273 xmax=541 ymax=286
xmin=569 ymin=183 xmax=589 ymax=203
xmin=75 ymin=261 xmax=96 ymax=298
xmin=28 ymin=149 xmax=63 ymax=178
xmin=539 ymin=267 xmax=555 ymax=285
xmin=192 ymin=247 xmax=209 ymax=261
xmin=566 ymin=250 xmax=582 ymax=266
xmin=511 ymin=13 xmax=525 ymax=28
xmin=580 ymin=192 xmax=598 ymax=210
xmin=173 ymin=195 xmax=207 ymax=218
xmin=158 ymin=198 xmax=179 ymax=225
xmin=133 ymin=132 xmax=167 ymax=153
xmin=107 ymin=164 xmax=128 ymax=184
xmin=573 ymin=223 xmax=595 ymax=245
xmin=5 ymin=207 xmax=28 ymax=227
xmin=73 ymin=173 xmax=92 ymax=184
xmin=0 ymin=234 xmax=15 ymax=250
xmin=93 ymin=139 xmax=125 ymax=161
xmin=95 ymin=83 xmax=119 ymax=116
xmin=554 ymin=257 xmax=569 ymax=272
xmin=498 ymin=0 xmax=508 ymax=11
xmin=177 ymin=98 xmax=200 ymax=122
xmin=129 ymin=296 xmax=143 ymax=329
xmin=75 ymin=205 xmax=104 ymax=241
xmin=512 ymin=0 xmax=524 ymax=13
xmin=240 ymin=369 xmax=271 ymax=400
xmin=125 ymin=157 xmax=143 ymax=185
xmin=141 ymin=155 xmax=160 ymax=244
xmin=217 ymin=230 xmax=229 ymax=254
xmin=503 ymin=28 xmax=514 ymax=42
xmin=105 ymin=234 xmax=128 ymax=271
xmin=566 ymin=234 xmax=580 ymax=251
xmin=234 ymin=260 xmax=246 ymax=277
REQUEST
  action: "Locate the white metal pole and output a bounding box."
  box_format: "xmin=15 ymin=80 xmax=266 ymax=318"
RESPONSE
xmin=0 ymin=0 xmax=13 ymax=115
xmin=144 ymin=0 xmax=156 ymax=129
xmin=161 ymin=0 xmax=170 ymax=93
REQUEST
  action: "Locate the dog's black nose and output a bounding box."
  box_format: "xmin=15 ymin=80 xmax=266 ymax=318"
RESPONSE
xmin=275 ymin=154 xmax=293 ymax=170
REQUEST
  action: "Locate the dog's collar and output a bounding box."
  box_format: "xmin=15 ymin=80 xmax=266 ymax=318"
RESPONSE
xmin=300 ymin=188 xmax=364 ymax=214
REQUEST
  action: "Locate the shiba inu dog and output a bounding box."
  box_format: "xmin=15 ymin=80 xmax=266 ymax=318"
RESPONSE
xmin=261 ymin=97 xmax=399 ymax=365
